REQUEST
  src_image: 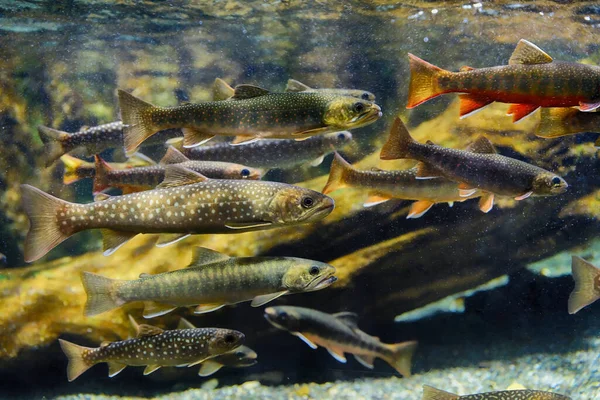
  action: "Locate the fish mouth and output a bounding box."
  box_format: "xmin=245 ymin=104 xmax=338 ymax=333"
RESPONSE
xmin=307 ymin=274 xmax=338 ymax=291
xmin=350 ymin=104 xmax=382 ymax=126
xmin=300 ymin=197 xmax=335 ymax=221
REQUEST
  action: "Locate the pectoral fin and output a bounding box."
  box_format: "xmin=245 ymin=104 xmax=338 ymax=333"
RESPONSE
xmin=143 ymin=365 xmax=161 ymax=375
xmin=326 ymin=347 xmax=347 ymax=363
xmin=293 ymin=127 xmax=329 ymax=137
xmin=293 ymin=332 xmax=318 ymax=349
xmin=478 ymin=193 xmax=495 ymax=213
xmin=101 ymin=230 xmax=137 ymax=256
xmin=309 ymin=154 xmax=326 ymax=167
xmin=143 ymin=302 xmax=177 ymax=318
xmin=406 ymin=200 xmax=434 ymax=219
xmin=458 ymin=183 xmax=477 ymax=197
xmin=363 ymin=193 xmax=392 ymax=208
xmin=459 ymin=94 xmax=494 ymax=118
xmin=507 ymin=103 xmax=540 ymax=122
xmin=155 ymin=233 xmax=191 ymax=247
xmin=182 ymin=127 xmax=214 ymax=148
xmin=198 ymin=360 xmax=223 ymax=377
xmin=107 ymin=362 xmax=127 ymax=377
xmin=579 ymin=101 xmax=600 ymax=112
xmin=354 ymin=354 xmax=375 ymax=369
xmin=225 ymin=221 xmax=272 ymax=230
xmin=515 ymin=191 xmax=533 ymax=200
xmin=250 ymin=291 xmax=288 ymax=307
xmin=194 ymin=303 xmax=226 ymax=314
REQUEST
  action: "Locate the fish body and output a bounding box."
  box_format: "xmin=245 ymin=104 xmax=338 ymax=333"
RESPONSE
xmin=264 ymin=306 xmax=417 ymax=377
xmin=176 ymin=131 xmax=353 ymax=169
xmin=118 ymin=85 xmax=381 ymax=152
xmin=568 ymin=255 xmax=600 ymax=314
xmin=422 ymin=385 xmax=571 ymax=400
xmin=408 ymin=39 xmax=600 ymax=121
xmin=58 ymin=320 xmax=244 ymax=381
xmin=81 ymin=247 xmax=337 ymax=317
xmin=537 ymin=107 xmax=600 ymax=146
xmin=60 ymin=153 xmax=156 ymax=185
xmin=20 ymin=166 xmax=334 ymax=262
xmin=380 ymin=118 xmax=567 ymax=203
xmin=286 ymin=79 xmax=376 ymax=101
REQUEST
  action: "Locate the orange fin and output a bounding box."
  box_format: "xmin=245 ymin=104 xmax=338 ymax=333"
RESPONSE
xmin=459 ymin=65 xmax=474 ymax=72
xmin=579 ymin=101 xmax=600 ymax=112
xmin=508 ymin=39 xmax=553 ymax=65
xmin=478 ymin=193 xmax=495 ymax=213
xmin=407 ymin=200 xmax=434 ymax=219
xmin=60 ymin=154 xmax=88 ymax=185
xmin=326 ymin=346 xmax=347 ymax=363
xmin=363 ymin=193 xmax=392 ymax=208
xmin=407 ymin=53 xmax=447 ymax=108
xmin=507 ymin=103 xmax=540 ymax=122
xmin=568 ymin=255 xmax=600 ymax=314
xmin=322 ymin=152 xmax=352 ymax=195
xmin=231 ymin=135 xmax=261 ymax=145
xmin=515 ymin=191 xmax=533 ymax=200
xmin=459 ymin=94 xmax=494 ymax=118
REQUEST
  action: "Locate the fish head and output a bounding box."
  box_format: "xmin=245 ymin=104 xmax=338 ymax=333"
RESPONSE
xmin=323 ymin=97 xmax=382 ymax=130
xmin=264 ymin=306 xmax=304 ymax=332
xmin=532 ymin=173 xmax=568 ymax=196
xmin=206 ymin=328 xmax=245 ymax=356
xmin=221 ymin=346 xmax=258 ymax=367
xmin=268 ymin=187 xmax=334 ymax=224
xmin=282 ymin=259 xmax=337 ymax=293
xmin=228 ymin=164 xmax=263 ymax=180
xmin=324 ymin=131 xmax=354 ymax=148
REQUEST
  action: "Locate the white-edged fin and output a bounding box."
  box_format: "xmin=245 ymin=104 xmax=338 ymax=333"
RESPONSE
xmin=139 ymin=273 xmax=152 ymax=278
xmin=157 ymin=165 xmax=208 ymax=188
xmin=310 ymin=154 xmax=326 ymax=167
xmin=250 ymin=291 xmax=288 ymax=307
xmin=478 ymin=193 xmax=495 ymax=213
xmin=181 ymin=128 xmax=214 ymax=148
xmin=107 ymin=362 xmax=127 ymax=377
xmin=136 ymin=324 xmax=164 ymax=337
xmin=101 ymin=230 xmax=137 ymax=256
xmin=190 ymin=247 xmax=231 ymax=266
xmin=194 ymin=303 xmax=226 ymax=314
xmin=143 ymin=365 xmax=161 ymax=375
xmin=225 ymin=221 xmax=272 ymax=230
xmin=579 ymin=101 xmax=600 ymax=112
xmin=447 ymin=202 xmax=454 ymax=207
xmin=354 ymin=354 xmax=375 ymax=369
xmin=187 ymin=357 xmax=210 ymax=367
xmin=155 ymin=233 xmax=191 ymax=247
xmin=94 ymin=193 xmax=112 ymax=202
xmin=407 ymin=200 xmax=434 ymax=219
xmin=198 ymin=360 xmax=224 ymax=377
xmin=293 ymin=332 xmax=318 ymax=349
xmin=508 ymin=39 xmax=553 ymax=65
xmin=293 ymin=127 xmax=329 ymax=137
xmin=514 ymin=191 xmax=533 ymax=200
xmin=459 ymin=189 xmax=478 ymax=197
xmin=231 ymin=136 xmax=261 ymax=146
xmin=143 ymin=302 xmax=177 ymax=319
xmin=129 ymin=152 xmax=157 ymax=166
xmin=177 ymin=318 xmax=196 ymax=329
xmin=326 ymin=347 xmax=347 ymax=363
xmin=286 ymin=79 xmax=312 ymax=92
xmin=568 ymin=255 xmax=600 ymax=314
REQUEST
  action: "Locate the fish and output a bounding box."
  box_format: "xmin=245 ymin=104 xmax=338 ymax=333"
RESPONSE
xmin=421 ymin=385 xmax=571 ymax=400
xmin=118 ymin=85 xmax=381 ymax=153
xmin=38 ymin=121 xmax=181 ymax=167
xmin=407 ymin=39 xmax=600 ymax=122
xmin=60 ymin=153 xmax=156 ymax=185
xmin=322 ymin=152 xmax=484 ymax=217
xmin=20 ymin=165 xmax=334 ymax=262
xmin=286 ymin=79 xmax=376 ymax=101
xmin=264 ymin=306 xmax=417 ymax=377
xmin=568 ymin=255 xmax=600 ymax=314
xmin=536 ymin=107 xmax=600 ymax=146
xmin=58 ymin=317 xmax=244 ymax=382
xmin=379 ymin=117 xmax=568 ymax=207
xmin=81 ymin=246 xmax=337 ymax=318
xmin=173 ymin=131 xmax=353 ymax=170
xmin=93 ymin=147 xmax=263 ymax=194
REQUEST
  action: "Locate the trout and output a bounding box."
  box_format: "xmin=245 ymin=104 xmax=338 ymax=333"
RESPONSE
xmin=264 ymin=306 xmax=417 ymax=377
xmin=20 ymin=165 xmax=334 ymax=262
xmin=118 ymin=85 xmax=381 ymax=152
xmin=380 ymin=117 xmax=567 ymax=208
xmin=81 ymin=247 xmax=337 ymax=318
xmin=60 ymin=153 xmax=156 ymax=185
xmin=407 ymin=39 xmax=600 ymax=122
xmin=58 ymin=318 xmax=244 ymax=381
xmin=568 ymin=255 xmax=600 ymax=314
xmin=286 ymin=79 xmax=376 ymax=101
xmin=422 ymin=385 xmax=570 ymax=400
xmin=537 ymin=107 xmax=600 ymax=147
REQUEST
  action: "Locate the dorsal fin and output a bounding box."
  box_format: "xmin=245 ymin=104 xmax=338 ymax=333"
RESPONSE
xmin=286 ymin=79 xmax=312 ymax=92
xmin=136 ymin=324 xmax=164 ymax=337
xmin=333 ymin=311 xmax=359 ymax=328
xmin=212 ymin=78 xmax=235 ymax=101
xmin=459 ymin=65 xmax=474 ymax=72
xmin=508 ymin=39 xmax=553 ymax=65
xmin=425 ymin=140 xmax=435 ymax=146
xmin=160 ymin=146 xmax=190 ymax=165
xmin=190 ymin=247 xmax=231 ymax=266
xmin=157 ymin=165 xmax=208 ymax=188
xmin=177 ymin=318 xmax=196 ymax=330
xmin=232 ymin=84 xmax=270 ymax=100
xmin=94 ymin=193 xmax=112 ymax=202
xmin=465 ymin=136 xmax=497 ymax=154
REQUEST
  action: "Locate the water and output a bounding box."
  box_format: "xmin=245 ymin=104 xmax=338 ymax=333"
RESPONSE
xmin=1 ymin=1 xmax=599 ymax=399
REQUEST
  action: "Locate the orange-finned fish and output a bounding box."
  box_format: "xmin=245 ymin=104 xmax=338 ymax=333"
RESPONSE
xmin=568 ymin=255 xmax=600 ymax=314
xmin=60 ymin=153 xmax=156 ymax=185
xmin=380 ymin=117 xmax=568 ymax=209
xmin=322 ymin=152 xmax=484 ymax=217
xmin=264 ymin=306 xmax=417 ymax=376
xmin=421 ymin=385 xmax=571 ymax=400
xmin=407 ymin=39 xmax=600 ymax=122
xmin=536 ymin=108 xmax=600 ymax=147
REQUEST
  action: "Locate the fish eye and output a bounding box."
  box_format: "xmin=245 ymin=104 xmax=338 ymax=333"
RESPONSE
xmin=235 ymin=351 xmax=245 ymax=358
xmin=278 ymin=311 xmax=289 ymax=321
xmin=224 ymin=334 xmax=236 ymax=344
xmin=301 ymin=196 xmax=314 ymax=209
xmin=551 ymin=176 xmax=562 ymax=186
xmin=309 ymin=265 xmax=320 ymax=276
xmin=361 ymin=93 xmax=370 ymax=100
xmin=241 ymin=168 xmax=250 ymax=177
xmin=353 ymin=102 xmax=365 ymax=113
xmin=337 ymin=132 xmax=347 ymax=140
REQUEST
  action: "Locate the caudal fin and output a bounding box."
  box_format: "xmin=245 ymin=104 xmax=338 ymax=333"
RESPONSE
xmin=386 ymin=340 xmax=418 ymax=377
xmin=81 ymin=271 xmax=124 ymax=316
xmin=118 ymin=90 xmax=159 ymax=155
xmin=93 ymin=155 xmax=113 ymax=194
xmin=21 ymin=184 xmax=74 ymax=262
xmin=58 ymin=339 xmax=96 ymax=382
xmin=38 ymin=126 xmax=69 ymax=167
xmin=407 ymin=54 xmax=448 ymax=108
xmin=568 ymin=255 xmax=600 ymax=314
xmin=60 ymin=154 xmax=89 ymax=185
xmin=421 ymin=385 xmax=459 ymax=400
xmin=322 ymin=152 xmax=354 ymax=194
xmin=536 ymin=108 xmax=582 ymax=138
xmin=379 ymin=117 xmax=418 ymax=160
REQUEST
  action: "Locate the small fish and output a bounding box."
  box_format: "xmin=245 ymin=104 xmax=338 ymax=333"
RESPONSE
xmin=60 ymin=153 xmax=156 ymax=185
xmin=81 ymin=246 xmax=337 ymax=318
xmin=174 ymin=131 xmax=353 ymax=169
xmin=407 ymin=39 xmax=600 ymax=122
xmin=380 ymin=117 xmax=568 ymax=206
xmin=323 ymin=152 xmax=484 ymax=217
xmin=537 ymin=108 xmax=600 ymax=146
xmin=118 ymin=85 xmax=381 ymax=152
xmin=93 ymin=147 xmax=262 ymax=194
xmin=58 ymin=317 xmax=244 ymax=381
xmin=421 ymin=385 xmax=571 ymax=400
xmin=21 ymin=165 xmax=334 ymax=262
xmin=264 ymin=306 xmax=417 ymax=376
xmin=568 ymin=255 xmax=600 ymax=314
xmin=286 ymin=79 xmax=376 ymax=101
xmin=38 ymin=121 xmax=181 ymax=167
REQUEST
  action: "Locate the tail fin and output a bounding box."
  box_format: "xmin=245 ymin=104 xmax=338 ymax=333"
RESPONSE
xmin=21 ymin=184 xmax=74 ymax=262
xmin=407 ymin=54 xmax=448 ymax=108
xmin=536 ymin=108 xmax=582 ymax=138
xmin=386 ymin=340 xmax=418 ymax=377
xmin=322 ymin=152 xmax=354 ymax=195
xmin=38 ymin=126 xmax=69 ymax=167
xmin=60 ymin=154 xmax=88 ymax=185
xmin=421 ymin=385 xmax=459 ymax=400
xmin=568 ymin=255 xmax=600 ymax=314
xmin=380 ymin=117 xmax=418 ymax=160
xmin=58 ymin=339 xmax=96 ymax=382
xmin=80 ymin=271 xmax=124 ymax=316
xmin=93 ymin=155 xmax=113 ymax=194
xmin=118 ymin=90 xmax=159 ymax=155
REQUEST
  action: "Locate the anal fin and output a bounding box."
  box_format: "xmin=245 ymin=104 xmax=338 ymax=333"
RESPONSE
xmin=406 ymin=200 xmax=434 ymax=219
xmin=182 ymin=128 xmax=214 ymax=148
xmin=507 ymin=103 xmax=540 ymax=122
xmin=326 ymin=347 xmax=347 ymax=363
xmin=107 ymin=362 xmax=127 ymax=377
xmin=293 ymin=332 xmax=318 ymax=349
xmin=459 ymin=94 xmax=494 ymax=118
xmin=354 ymin=354 xmax=375 ymax=369
xmin=515 ymin=191 xmax=533 ymax=200
xmin=101 ymin=230 xmax=137 ymax=256
xmin=143 ymin=365 xmax=161 ymax=375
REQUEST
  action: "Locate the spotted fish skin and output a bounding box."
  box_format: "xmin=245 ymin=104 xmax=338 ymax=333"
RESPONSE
xmin=285 ymin=79 xmax=376 ymax=101
xmin=421 ymin=385 xmax=571 ymax=400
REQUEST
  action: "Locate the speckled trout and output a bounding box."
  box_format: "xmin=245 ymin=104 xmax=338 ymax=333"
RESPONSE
xmin=118 ymin=85 xmax=381 ymax=153
xmin=58 ymin=318 xmax=244 ymax=381
xmin=408 ymin=39 xmax=600 ymax=122
xmin=20 ymin=165 xmax=334 ymax=262
xmin=286 ymin=79 xmax=376 ymax=101
xmin=264 ymin=306 xmax=417 ymax=377
xmin=60 ymin=153 xmax=156 ymax=185
xmin=421 ymin=385 xmax=571 ymax=400
xmin=81 ymin=247 xmax=337 ymax=318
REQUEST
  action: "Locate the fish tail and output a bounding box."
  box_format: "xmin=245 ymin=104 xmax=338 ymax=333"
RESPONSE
xmin=80 ymin=271 xmax=125 ymax=316
xmin=386 ymin=340 xmax=418 ymax=377
xmin=118 ymin=90 xmax=159 ymax=155
xmin=38 ymin=125 xmax=69 ymax=167
xmin=93 ymin=155 xmax=113 ymax=194
xmin=421 ymin=385 xmax=459 ymax=400
xmin=536 ymin=108 xmax=581 ymax=138
xmin=568 ymin=256 xmax=600 ymax=314
xmin=21 ymin=184 xmax=75 ymax=263
xmin=407 ymin=54 xmax=448 ymax=108
xmin=379 ymin=117 xmax=418 ymax=160
xmin=60 ymin=154 xmax=86 ymax=185
xmin=322 ymin=152 xmax=353 ymax=194
xmin=58 ymin=339 xmax=96 ymax=382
